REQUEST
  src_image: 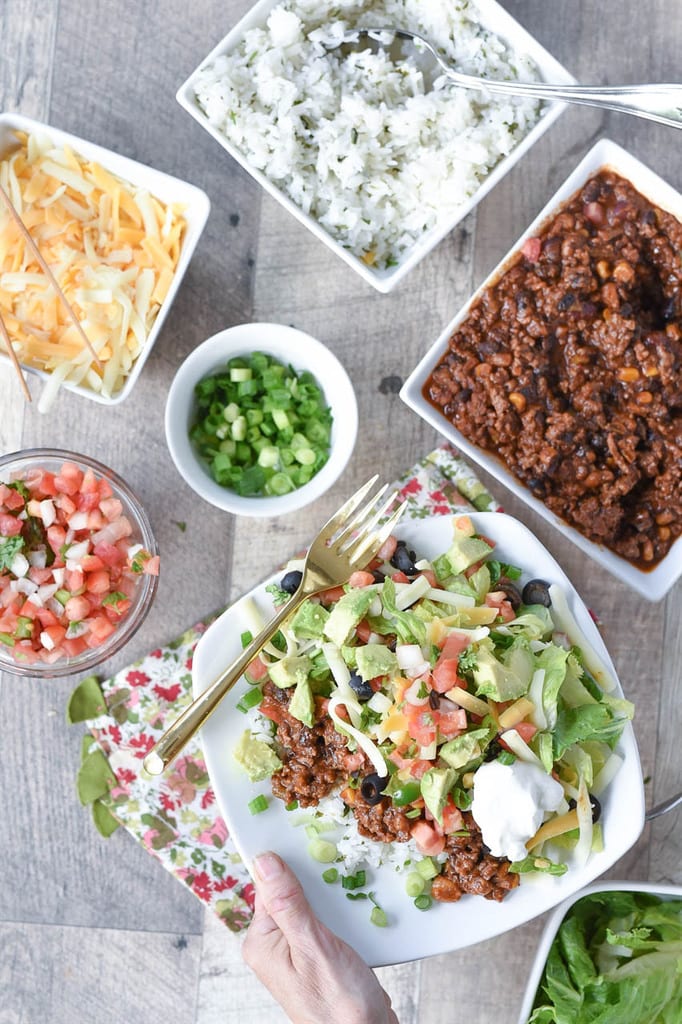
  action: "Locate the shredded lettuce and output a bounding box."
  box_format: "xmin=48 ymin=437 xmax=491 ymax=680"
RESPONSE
xmin=528 ymin=891 xmax=682 ymax=1024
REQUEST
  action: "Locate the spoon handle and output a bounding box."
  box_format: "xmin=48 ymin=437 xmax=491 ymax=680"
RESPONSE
xmin=445 ymin=73 xmax=682 ymax=129
xmin=645 ymin=791 xmax=682 ymax=822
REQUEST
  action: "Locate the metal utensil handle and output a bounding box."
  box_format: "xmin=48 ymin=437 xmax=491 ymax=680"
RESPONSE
xmin=143 ymin=589 xmax=306 ymax=776
xmin=447 ymin=75 xmax=682 ymax=129
xmin=645 ymin=790 xmax=682 ymax=821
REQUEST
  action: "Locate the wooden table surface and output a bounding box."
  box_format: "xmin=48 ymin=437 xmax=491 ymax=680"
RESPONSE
xmin=1 ymin=2 xmax=680 ymax=1022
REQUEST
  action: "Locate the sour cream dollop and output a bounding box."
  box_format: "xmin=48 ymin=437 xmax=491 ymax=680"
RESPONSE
xmin=471 ymin=760 xmax=564 ymax=862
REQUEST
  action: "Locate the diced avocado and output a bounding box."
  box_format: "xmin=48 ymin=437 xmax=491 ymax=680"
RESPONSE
xmin=323 ymin=589 xmax=374 ymax=647
xmin=473 ymin=643 xmax=529 ymax=702
xmin=290 ymin=601 xmax=329 ymax=639
xmin=446 ymin=528 xmax=494 ymax=575
xmin=439 ymin=727 xmax=492 ymax=770
xmin=234 ymin=731 xmax=282 ymax=782
xmin=420 ymin=767 xmax=456 ymax=825
xmin=355 ymin=643 xmax=398 ymax=682
xmin=288 ymin=678 xmax=315 ymax=727
xmin=268 ymin=654 xmax=312 ymax=689
xmin=467 ymin=563 xmax=491 ymax=601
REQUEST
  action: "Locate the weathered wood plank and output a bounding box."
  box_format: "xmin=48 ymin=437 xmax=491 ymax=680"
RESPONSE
xmin=0 ymin=920 xmax=201 ymax=1024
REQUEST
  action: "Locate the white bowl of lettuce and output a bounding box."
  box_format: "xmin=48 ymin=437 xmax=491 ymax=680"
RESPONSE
xmin=518 ymin=880 xmax=682 ymax=1024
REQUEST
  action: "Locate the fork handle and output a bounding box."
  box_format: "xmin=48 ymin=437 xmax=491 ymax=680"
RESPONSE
xmin=143 ymin=591 xmax=307 ymax=776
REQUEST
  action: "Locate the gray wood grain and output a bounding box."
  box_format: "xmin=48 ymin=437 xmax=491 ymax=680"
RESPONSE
xmin=0 ymin=0 xmax=681 ymax=1021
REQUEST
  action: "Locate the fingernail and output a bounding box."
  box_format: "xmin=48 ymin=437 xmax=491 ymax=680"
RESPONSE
xmin=254 ymin=852 xmax=283 ymax=881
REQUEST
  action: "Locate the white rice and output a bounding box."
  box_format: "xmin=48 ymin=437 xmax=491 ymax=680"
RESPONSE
xmin=194 ymin=0 xmax=542 ymax=269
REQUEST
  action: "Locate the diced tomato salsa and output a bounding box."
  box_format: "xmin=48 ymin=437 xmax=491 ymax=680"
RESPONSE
xmin=0 ymin=460 xmax=159 ymax=667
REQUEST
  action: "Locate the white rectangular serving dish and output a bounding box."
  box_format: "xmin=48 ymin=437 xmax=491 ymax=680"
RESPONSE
xmin=401 ymin=138 xmax=682 ymax=601
xmin=516 ymin=880 xmax=682 ymax=1024
xmin=176 ymin=0 xmax=573 ymax=293
xmin=0 ymin=112 xmax=210 ymax=405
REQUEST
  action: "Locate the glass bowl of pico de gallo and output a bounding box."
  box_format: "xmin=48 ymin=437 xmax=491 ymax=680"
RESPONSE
xmin=0 ymin=448 xmax=159 ymax=678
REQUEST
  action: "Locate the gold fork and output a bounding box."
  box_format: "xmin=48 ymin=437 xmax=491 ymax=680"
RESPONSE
xmin=143 ymin=476 xmax=406 ymax=776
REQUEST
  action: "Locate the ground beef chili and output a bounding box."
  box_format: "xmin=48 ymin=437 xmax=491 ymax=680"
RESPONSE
xmin=424 ymin=169 xmax=682 ymax=568
xmin=261 ymin=681 xmax=519 ymax=902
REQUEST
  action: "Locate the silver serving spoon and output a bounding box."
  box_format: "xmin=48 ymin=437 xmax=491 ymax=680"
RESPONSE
xmin=336 ymin=28 xmax=682 ymax=130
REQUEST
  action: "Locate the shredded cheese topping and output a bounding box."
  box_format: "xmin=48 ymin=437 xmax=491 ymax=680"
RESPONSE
xmin=0 ymin=130 xmax=186 ymax=407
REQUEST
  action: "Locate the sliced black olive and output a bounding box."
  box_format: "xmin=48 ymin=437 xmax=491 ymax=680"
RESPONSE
xmin=360 ymin=773 xmax=386 ymax=805
xmin=390 ymin=540 xmax=418 ymax=575
xmin=428 ymin=690 xmax=440 ymax=710
xmin=371 ymin=569 xmax=386 ymax=583
xmin=497 ymin=581 xmax=523 ymax=610
xmin=568 ymin=794 xmax=602 ymax=823
xmin=279 ymin=570 xmax=302 ymax=595
xmin=348 ymin=671 xmax=373 ymax=701
xmin=522 ymin=578 xmax=552 ymax=607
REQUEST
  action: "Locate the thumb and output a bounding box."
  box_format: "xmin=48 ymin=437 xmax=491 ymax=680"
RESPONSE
xmin=252 ymin=852 xmax=316 ymax=943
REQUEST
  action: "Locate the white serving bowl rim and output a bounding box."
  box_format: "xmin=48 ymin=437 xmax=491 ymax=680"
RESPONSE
xmin=164 ymin=322 xmax=358 ymax=516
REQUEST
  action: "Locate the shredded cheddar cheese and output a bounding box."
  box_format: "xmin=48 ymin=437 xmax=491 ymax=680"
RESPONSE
xmin=0 ymin=130 xmax=186 ymax=408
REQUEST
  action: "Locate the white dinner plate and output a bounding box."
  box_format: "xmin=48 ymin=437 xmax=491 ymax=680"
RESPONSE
xmin=192 ymin=512 xmax=644 ymax=967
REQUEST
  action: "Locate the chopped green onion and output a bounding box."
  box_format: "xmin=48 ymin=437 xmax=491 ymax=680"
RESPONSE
xmin=240 ymin=630 xmax=253 ymax=648
xmin=342 ymin=870 xmax=366 ymax=890
xmin=248 ymin=795 xmax=269 ymax=815
xmin=285 ymin=800 xmax=298 ymax=811
xmin=190 ymin=352 xmax=332 ymax=498
xmin=308 ymin=838 xmax=337 ymax=863
xmin=236 ymin=689 xmax=262 ymax=713
xmin=415 ymin=858 xmax=439 ymax=881
xmin=405 ymin=872 xmax=425 ymax=898
xmin=414 ymin=895 xmax=433 ymax=911
xmin=370 ymin=906 xmax=388 ymax=927
xmin=322 ymin=868 xmax=339 ymax=884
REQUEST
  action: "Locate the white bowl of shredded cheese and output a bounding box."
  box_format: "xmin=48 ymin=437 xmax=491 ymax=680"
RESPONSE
xmin=0 ymin=112 xmax=210 ymax=411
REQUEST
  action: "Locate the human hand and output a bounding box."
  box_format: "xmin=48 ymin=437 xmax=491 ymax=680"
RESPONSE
xmin=242 ymin=851 xmax=399 ymax=1024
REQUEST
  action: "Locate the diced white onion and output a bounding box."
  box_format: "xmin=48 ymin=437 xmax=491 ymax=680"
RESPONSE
xmin=47 ymin=597 xmax=64 ymax=616
xmin=39 ymin=499 xmax=56 ymax=527
xmin=68 ymin=511 xmax=89 ymax=530
xmin=28 ymin=549 xmax=47 ymax=569
xmin=37 ymin=583 xmax=59 ymax=603
xmin=52 ymin=567 xmax=65 ymax=586
xmin=367 ymin=691 xmax=392 ymax=714
xmin=414 ymin=559 xmax=432 ymax=571
xmin=419 ymin=740 xmax=437 ymax=760
xmin=40 ymin=630 xmax=55 ymax=651
xmin=396 ymin=644 xmax=429 ymax=676
xmin=127 ymin=543 xmax=143 ymax=559
xmin=10 ymin=552 xmax=29 ymax=578
xmin=64 ymin=540 xmax=89 ymax=564
xmin=14 ymin=576 xmax=38 ymax=595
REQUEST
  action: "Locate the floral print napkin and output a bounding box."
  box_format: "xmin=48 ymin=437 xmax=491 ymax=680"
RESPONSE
xmin=72 ymin=444 xmax=498 ymax=932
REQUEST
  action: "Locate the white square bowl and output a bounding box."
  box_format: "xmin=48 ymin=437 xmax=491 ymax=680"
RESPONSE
xmin=516 ymin=880 xmax=682 ymax=1024
xmin=176 ymin=0 xmax=573 ymax=293
xmin=0 ymin=112 xmax=210 ymax=405
xmin=401 ymin=138 xmax=682 ymax=601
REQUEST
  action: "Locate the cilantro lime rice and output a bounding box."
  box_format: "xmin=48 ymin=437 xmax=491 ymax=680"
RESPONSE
xmin=193 ymin=0 xmax=543 ymax=270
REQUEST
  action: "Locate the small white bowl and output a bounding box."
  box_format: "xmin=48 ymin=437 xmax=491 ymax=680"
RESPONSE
xmin=401 ymin=138 xmax=682 ymax=601
xmin=516 ymin=880 xmax=682 ymax=1024
xmin=0 ymin=112 xmax=210 ymax=405
xmin=176 ymin=0 xmax=573 ymax=293
xmin=165 ymin=322 xmax=358 ymax=516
